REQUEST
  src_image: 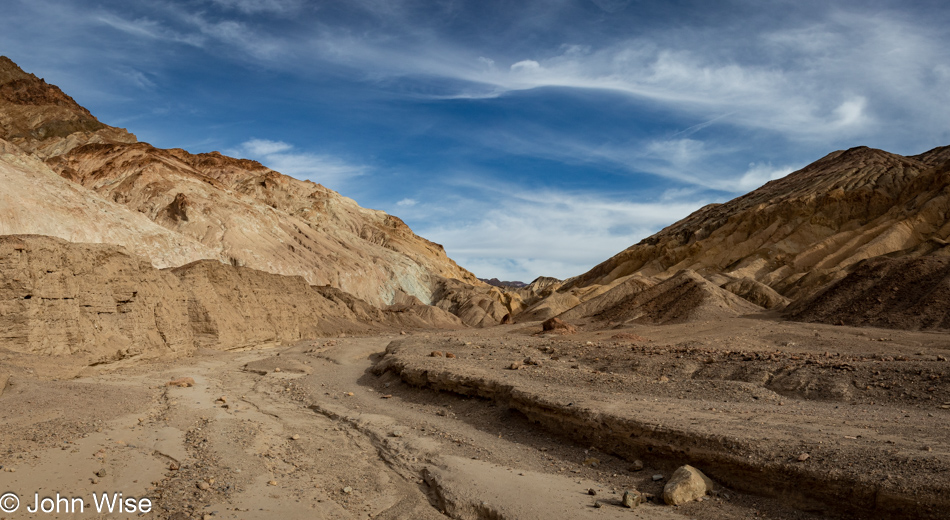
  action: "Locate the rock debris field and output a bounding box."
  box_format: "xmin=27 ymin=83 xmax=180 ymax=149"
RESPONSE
xmin=2 ymin=315 xmax=949 ymax=519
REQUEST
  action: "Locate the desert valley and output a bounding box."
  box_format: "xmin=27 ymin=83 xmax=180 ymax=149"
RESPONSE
xmin=1 ymin=54 xmax=950 ymax=520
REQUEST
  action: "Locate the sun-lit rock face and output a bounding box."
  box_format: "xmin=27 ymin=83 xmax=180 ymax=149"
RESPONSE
xmin=558 ymin=145 xmax=950 ymax=300
xmin=520 ymin=144 xmax=950 ymax=326
xmin=0 ymin=55 xmax=487 ymax=311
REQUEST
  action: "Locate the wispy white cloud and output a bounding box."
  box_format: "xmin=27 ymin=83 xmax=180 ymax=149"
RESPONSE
xmin=282 ymin=8 xmax=948 ymax=148
xmin=209 ymin=0 xmax=301 ymax=14
xmin=111 ymin=67 xmax=157 ymax=90
xmin=96 ymin=13 xmax=206 ymax=46
xmin=735 ymin=163 xmax=796 ymax=192
xmin=229 ymin=139 xmax=367 ymax=189
xmin=241 ymin=138 xmax=293 ymax=155
xmin=396 ymin=198 xmax=417 ymax=207
xmin=402 ymin=179 xmax=714 ymax=281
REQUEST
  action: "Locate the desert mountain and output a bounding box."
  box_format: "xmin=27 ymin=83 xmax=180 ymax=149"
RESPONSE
xmin=788 ymin=255 xmax=950 ymax=330
xmin=530 ymin=143 xmax=950 ymax=329
xmin=559 ymin=270 xmax=761 ymax=324
xmin=0 ymin=56 xmax=511 ymax=324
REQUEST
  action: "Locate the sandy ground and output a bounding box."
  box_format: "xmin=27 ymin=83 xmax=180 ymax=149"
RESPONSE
xmin=1 ymin=315 xmax=948 ymax=519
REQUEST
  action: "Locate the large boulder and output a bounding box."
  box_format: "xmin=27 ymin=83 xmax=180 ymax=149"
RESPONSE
xmin=662 ymin=465 xmax=716 ymax=505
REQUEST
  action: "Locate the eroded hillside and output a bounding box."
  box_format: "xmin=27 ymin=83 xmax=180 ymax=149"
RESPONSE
xmin=532 ymin=145 xmax=950 ymax=329
xmin=0 ymin=56 xmax=509 ymax=323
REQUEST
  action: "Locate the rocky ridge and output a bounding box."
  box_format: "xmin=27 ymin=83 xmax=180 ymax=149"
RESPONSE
xmin=0 ymin=56 xmax=508 ymax=329
xmin=530 ymin=144 xmax=950 ymax=330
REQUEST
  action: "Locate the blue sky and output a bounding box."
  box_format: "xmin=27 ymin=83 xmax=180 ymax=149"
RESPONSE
xmin=3 ymin=0 xmax=950 ymax=281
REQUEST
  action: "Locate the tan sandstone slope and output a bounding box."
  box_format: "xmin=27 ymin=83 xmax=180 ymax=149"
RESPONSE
xmin=533 ymin=144 xmax=950 ymax=325
xmin=0 ymin=235 xmax=463 ymax=371
xmin=0 ymin=56 xmax=512 ymax=322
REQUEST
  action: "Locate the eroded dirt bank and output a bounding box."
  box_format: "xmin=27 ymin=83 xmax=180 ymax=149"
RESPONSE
xmin=377 ymin=318 xmax=950 ymax=519
xmin=1 ymin=317 xmax=948 ymax=519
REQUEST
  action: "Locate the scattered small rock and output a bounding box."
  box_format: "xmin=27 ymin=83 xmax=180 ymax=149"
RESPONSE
xmin=430 ymin=351 xmax=444 ymax=357
xmin=629 ymin=460 xmax=644 ymax=472
xmin=169 ymin=462 xmax=180 ymax=471
xmin=541 ymin=317 xmax=577 ymax=334
xmin=622 ymin=489 xmax=643 ymax=508
xmin=268 ymin=480 xmax=277 ymax=486
xmin=587 ymin=488 xmax=597 ymax=496
xmin=652 ymin=474 xmax=664 ymax=481
xmin=166 ymin=377 xmax=195 ymax=388
xmin=583 ymin=457 xmax=600 ymax=467
xmin=446 ymin=352 xmax=457 ymax=358
xmin=274 ymin=367 xmax=281 ymax=373
xmin=291 ymin=434 xmax=301 ymax=440
xmin=197 ymin=481 xmax=210 ymax=490
xmin=342 ymin=486 xmax=352 ymax=494
xmin=508 ymin=362 xmax=523 ymax=370
xmin=798 ymin=453 xmax=810 ymax=462
xmin=96 ymin=468 xmax=107 ymax=477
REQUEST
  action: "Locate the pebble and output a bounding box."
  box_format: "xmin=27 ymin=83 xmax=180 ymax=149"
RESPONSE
xmin=166 ymin=377 xmax=195 ymax=387
xmin=587 ymin=488 xmax=597 ymax=496
xmin=342 ymin=486 xmax=352 ymax=494
xmin=268 ymin=480 xmax=278 ymax=486
xmin=652 ymin=474 xmax=664 ymax=481
xmin=622 ymin=489 xmax=642 ymax=508
xmin=391 ymin=431 xmax=404 ymax=438
xmin=197 ymin=481 xmax=210 ymax=490
xmin=274 ymin=368 xmax=281 ymax=372
xmin=430 ymin=351 xmax=444 ymax=357
xmin=96 ymin=468 xmax=107 ymax=477
xmin=291 ymin=434 xmax=301 ymax=440
xmin=798 ymin=453 xmax=810 ymax=462
xmin=630 ymin=460 xmax=644 ymax=472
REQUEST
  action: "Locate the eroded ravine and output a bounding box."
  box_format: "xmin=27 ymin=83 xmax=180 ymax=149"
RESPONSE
xmin=0 ymin=333 xmax=847 ymax=520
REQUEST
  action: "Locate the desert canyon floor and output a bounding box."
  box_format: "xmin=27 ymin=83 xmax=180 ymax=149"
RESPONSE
xmin=2 ymin=316 xmax=948 ymax=520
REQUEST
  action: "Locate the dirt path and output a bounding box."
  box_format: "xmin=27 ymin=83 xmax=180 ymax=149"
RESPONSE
xmin=1 ymin=336 xmax=699 ymax=519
